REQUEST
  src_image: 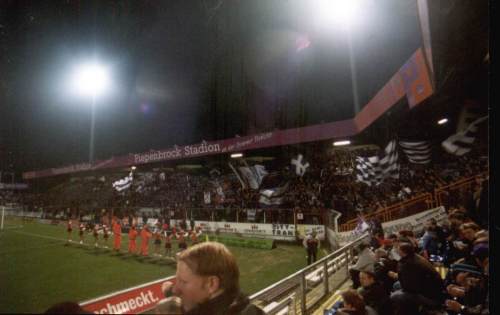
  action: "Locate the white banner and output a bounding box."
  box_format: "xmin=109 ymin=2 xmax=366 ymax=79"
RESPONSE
xmin=334 ymin=206 xmax=447 ymax=246
xmin=170 ymin=220 xmax=325 ymax=241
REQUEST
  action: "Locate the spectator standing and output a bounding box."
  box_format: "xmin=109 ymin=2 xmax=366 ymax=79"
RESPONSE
xmin=303 ymin=230 xmax=320 ymax=265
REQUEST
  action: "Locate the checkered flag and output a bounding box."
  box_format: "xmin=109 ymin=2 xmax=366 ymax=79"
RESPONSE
xmin=356 ymin=140 xmax=399 ymax=186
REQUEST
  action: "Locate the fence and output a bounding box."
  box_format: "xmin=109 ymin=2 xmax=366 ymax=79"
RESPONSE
xmin=249 ymin=233 xmax=369 ymax=315
xmin=433 ymin=172 xmax=487 ymax=208
xmin=339 ymin=193 xmax=434 ymax=232
xmin=339 ymin=173 xmax=488 ymax=232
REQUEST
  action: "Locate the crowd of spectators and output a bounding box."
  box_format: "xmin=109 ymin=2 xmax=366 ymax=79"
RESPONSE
xmin=327 ymin=205 xmax=489 ymax=315
xmin=3 ymin=142 xmax=487 ymax=227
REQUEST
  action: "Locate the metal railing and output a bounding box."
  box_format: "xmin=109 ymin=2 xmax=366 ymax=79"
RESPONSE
xmin=339 ymin=193 xmax=434 ymax=232
xmin=433 ymin=172 xmax=488 ymax=208
xmin=338 ymin=173 xmax=488 ymax=232
xmin=249 ymin=233 xmax=369 ymax=315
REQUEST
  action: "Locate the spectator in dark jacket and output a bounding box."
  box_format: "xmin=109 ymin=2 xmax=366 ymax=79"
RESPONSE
xmin=373 ymin=248 xmax=398 ymax=295
xmin=358 ymin=270 xmax=393 ymax=315
xmin=390 ymin=242 xmax=445 ymax=315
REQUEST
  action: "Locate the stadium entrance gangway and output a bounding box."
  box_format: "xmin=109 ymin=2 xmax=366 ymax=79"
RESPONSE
xmin=249 ymin=232 xmax=369 ymax=315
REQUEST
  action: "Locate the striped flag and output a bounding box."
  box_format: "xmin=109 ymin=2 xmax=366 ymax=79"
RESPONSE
xmin=356 ymin=140 xmax=399 ymax=186
xmin=399 ymin=141 xmax=432 ymax=164
xmin=442 ymin=116 xmax=487 ymax=156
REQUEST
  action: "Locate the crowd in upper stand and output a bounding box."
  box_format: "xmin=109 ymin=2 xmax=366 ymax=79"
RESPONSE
xmin=2 ymin=143 xmax=487 ymax=227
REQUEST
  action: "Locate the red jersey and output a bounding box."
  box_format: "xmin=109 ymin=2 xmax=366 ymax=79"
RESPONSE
xmin=113 ymin=222 xmax=122 ymax=235
xmin=129 ymin=228 xmax=138 ymax=240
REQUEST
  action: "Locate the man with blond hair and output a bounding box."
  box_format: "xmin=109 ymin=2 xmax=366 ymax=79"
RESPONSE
xmin=157 ymin=242 xmax=264 ymax=315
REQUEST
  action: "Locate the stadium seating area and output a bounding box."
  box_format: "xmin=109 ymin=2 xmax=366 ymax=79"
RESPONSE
xmin=320 ymin=205 xmax=489 ymax=315
xmin=4 ymin=143 xmax=488 ymax=230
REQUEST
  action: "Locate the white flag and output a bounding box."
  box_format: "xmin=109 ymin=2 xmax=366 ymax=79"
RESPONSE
xmin=291 ymin=154 xmax=310 ymax=177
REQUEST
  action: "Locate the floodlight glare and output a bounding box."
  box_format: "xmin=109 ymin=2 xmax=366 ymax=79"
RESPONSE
xmin=231 ymin=153 xmax=243 ymax=158
xmin=315 ymin=0 xmax=361 ymax=29
xmin=438 ymin=118 xmax=448 ymax=125
xmin=333 ymin=140 xmax=351 ymax=146
xmin=72 ymin=62 xmax=110 ymax=97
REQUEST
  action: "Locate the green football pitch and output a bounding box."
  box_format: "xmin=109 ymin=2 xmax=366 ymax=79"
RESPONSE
xmin=0 ymin=217 xmax=325 ymax=313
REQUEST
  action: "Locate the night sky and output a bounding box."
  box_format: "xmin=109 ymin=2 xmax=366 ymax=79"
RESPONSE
xmin=0 ymin=0 xmax=488 ymax=175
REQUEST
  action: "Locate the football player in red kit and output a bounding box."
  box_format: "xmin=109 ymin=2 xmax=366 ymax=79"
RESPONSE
xmin=128 ymin=225 xmax=138 ymax=254
xmin=113 ymin=219 xmax=122 ymax=252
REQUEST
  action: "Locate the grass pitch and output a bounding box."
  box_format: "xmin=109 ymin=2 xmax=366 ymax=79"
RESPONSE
xmin=0 ymin=217 xmax=324 ymax=313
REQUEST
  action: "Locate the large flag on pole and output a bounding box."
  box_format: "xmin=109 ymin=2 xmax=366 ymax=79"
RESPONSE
xmin=259 ymin=183 xmax=289 ymax=205
xmin=442 ymin=116 xmax=487 ymax=156
xmin=399 ymin=141 xmax=432 ymax=164
xmin=238 ymin=163 xmax=268 ymax=190
xmin=356 ymin=140 xmax=399 ymax=186
xmin=112 ymin=172 xmax=133 ymax=192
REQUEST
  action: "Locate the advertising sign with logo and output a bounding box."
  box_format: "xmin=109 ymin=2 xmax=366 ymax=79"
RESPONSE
xmin=80 ymin=276 xmax=175 ymax=314
xmin=182 ymin=220 xmax=324 ymax=241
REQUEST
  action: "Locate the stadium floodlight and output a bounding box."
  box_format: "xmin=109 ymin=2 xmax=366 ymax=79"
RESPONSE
xmin=333 ymin=140 xmax=351 ymax=146
xmin=231 ymin=153 xmax=243 ymax=158
xmin=71 ymin=62 xmax=110 ymax=97
xmin=315 ymin=0 xmax=361 ymax=29
xmin=438 ymin=118 xmax=448 ymax=125
xmin=69 ymin=60 xmax=111 ymax=163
